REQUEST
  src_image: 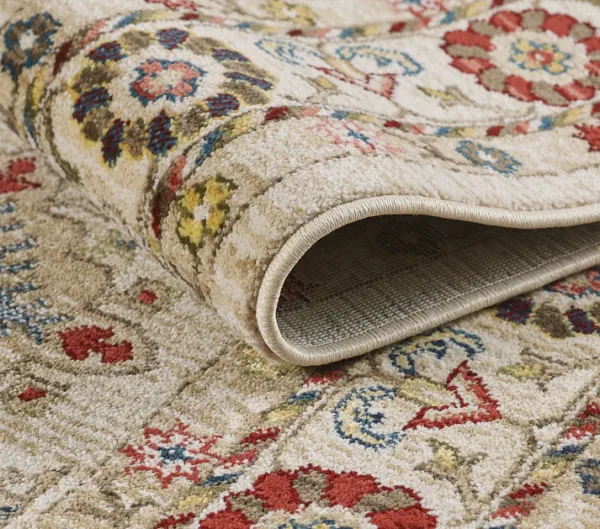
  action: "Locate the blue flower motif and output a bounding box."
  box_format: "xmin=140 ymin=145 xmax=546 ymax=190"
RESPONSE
xmin=1 ymin=13 xmax=62 ymax=81
xmin=332 ymin=385 xmax=403 ymax=449
xmin=335 ymin=45 xmax=423 ymax=76
xmin=578 ymin=459 xmax=600 ymax=495
xmin=255 ymin=38 xmax=323 ymax=66
xmin=389 ymin=327 xmax=485 ymax=376
xmin=159 ymin=444 xmax=192 ymax=463
xmin=456 ymin=140 xmax=522 ymax=175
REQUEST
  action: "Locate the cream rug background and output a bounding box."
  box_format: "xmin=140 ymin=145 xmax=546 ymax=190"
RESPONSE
xmin=2 ymin=121 xmax=600 ymax=528
xmin=3 ymin=0 xmax=600 ymax=364
xmin=3 ymin=1 xmax=600 ymax=527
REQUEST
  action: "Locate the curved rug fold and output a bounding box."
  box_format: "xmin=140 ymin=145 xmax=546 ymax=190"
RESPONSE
xmin=3 ymin=0 xmax=600 ymax=364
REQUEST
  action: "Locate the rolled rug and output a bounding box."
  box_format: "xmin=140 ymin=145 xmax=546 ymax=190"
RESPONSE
xmin=3 ymin=0 xmax=600 ymax=365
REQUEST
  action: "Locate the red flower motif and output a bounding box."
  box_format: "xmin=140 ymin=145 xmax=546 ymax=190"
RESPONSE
xmin=137 ymin=289 xmax=158 ymax=305
xmin=18 ymin=385 xmax=47 ymax=401
xmin=442 ymin=9 xmax=600 ymax=106
xmin=575 ymin=123 xmax=600 ymax=152
xmin=0 ymin=158 xmax=40 ymax=194
xmin=121 ymin=420 xmax=265 ymax=488
xmin=199 ymin=466 xmax=437 ymax=529
xmin=59 ymin=325 xmax=133 ymax=364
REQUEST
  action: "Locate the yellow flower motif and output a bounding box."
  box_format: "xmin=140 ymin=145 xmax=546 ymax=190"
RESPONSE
xmin=177 ymin=216 xmax=204 ymax=246
xmin=510 ymin=39 xmax=572 ymax=75
xmin=176 ymin=175 xmax=237 ymax=250
xmin=180 ymin=186 xmax=201 ymax=214
xmin=267 ymin=404 xmax=303 ymax=422
xmin=178 ymin=487 xmax=223 ymax=510
xmin=205 ymin=207 xmax=225 ymax=234
xmin=204 ymin=179 xmax=231 ymax=207
xmin=499 ymin=362 xmax=549 ymax=381
xmin=227 ymin=113 xmax=255 ymax=137
xmin=265 ymin=0 xmax=317 ymax=26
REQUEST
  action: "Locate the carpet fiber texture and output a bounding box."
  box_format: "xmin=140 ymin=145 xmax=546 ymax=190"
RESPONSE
xmin=3 ymin=0 xmax=600 ymax=527
xmin=3 ymin=0 xmax=600 ymax=364
xmin=3 ymin=124 xmax=600 ymax=527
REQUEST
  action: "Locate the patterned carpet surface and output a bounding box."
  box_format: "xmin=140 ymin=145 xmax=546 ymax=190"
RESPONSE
xmin=4 ymin=0 xmax=600 ymax=364
xmin=3 ymin=0 xmax=600 ymax=527
xmin=3 ymin=121 xmax=600 ymax=527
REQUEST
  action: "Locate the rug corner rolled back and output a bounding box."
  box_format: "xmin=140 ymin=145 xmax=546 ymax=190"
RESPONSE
xmin=4 ymin=0 xmax=600 ymax=365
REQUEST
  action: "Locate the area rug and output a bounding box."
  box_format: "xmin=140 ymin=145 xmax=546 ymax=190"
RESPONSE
xmin=3 ymin=0 xmax=600 ymax=365
xmin=3 ymin=123 xmax=600 ymax=529
xmin=3 ymin=0 xmax=600 ymax=527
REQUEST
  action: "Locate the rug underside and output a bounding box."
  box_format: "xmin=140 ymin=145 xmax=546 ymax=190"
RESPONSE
xmin=279 ymin=217 xmax=600 ymax=349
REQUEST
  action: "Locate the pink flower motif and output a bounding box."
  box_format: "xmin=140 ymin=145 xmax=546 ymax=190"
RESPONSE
xmin=120 ymin=419 xmax=256 ymax=488
xmin=310 ymin=118 xmax=402 ymax=156
xmin=545 ymin=268 xmax=600 ymax=298
xmin=145 ymin=0 xmax=200 ymax=11
xmin=130 ymin=58 xmax=204 ymax=106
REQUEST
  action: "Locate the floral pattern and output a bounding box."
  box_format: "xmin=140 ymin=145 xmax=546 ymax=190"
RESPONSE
xmin=130 ymin=58 xmax=204 ymax=106
xmin=1 ymin=13 xmax=61 ymax=81
xmin=199 ymin=466 xmax=437 ymax=529
xmin=388 ymin=326 xmax=485 ymax=376
xmin=509 ymin=39 xmax=572 ymax=75
xmin=176 ymin=175 xmax=237 ymax=250
xmin=67 ymin=29 xmax=275 ymax=166
xmin=5 ymin=4 xmax=600 ymax=527
xmin=455 ymin=140 xmax=521 ymax=175
xmin=443 ymin=9 xmax=600 ymax=106
xmin=121 ymin=419 xmax=248 ymax=488
xmin=545 ymin=267 xmax=600 ymax=298
xmin=310 ymin=118 xmax=402 ymax=155
xmin=333 ymin=386 xmax=402 ymax=449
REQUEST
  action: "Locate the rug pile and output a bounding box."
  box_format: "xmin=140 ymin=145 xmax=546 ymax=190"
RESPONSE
xmin=3 ymin=0 xmax=600 ymax=527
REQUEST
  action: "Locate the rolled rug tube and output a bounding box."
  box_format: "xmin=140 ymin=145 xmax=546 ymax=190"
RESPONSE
xmin=3 ymin=0 xmax=600 ymax=364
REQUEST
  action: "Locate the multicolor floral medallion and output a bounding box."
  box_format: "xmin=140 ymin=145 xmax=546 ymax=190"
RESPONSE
xmin=120 ymin=419 xmax=263 ymax=488
xmin=129 ymin=58 xmax=205 ymax=106
xmin=67 ymin=26 xmax=275 ymax=167
xmin=443 ymin=9 xmax=600 ymax=105
xmin=199 ymin=466 xmax=437 ymax=529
